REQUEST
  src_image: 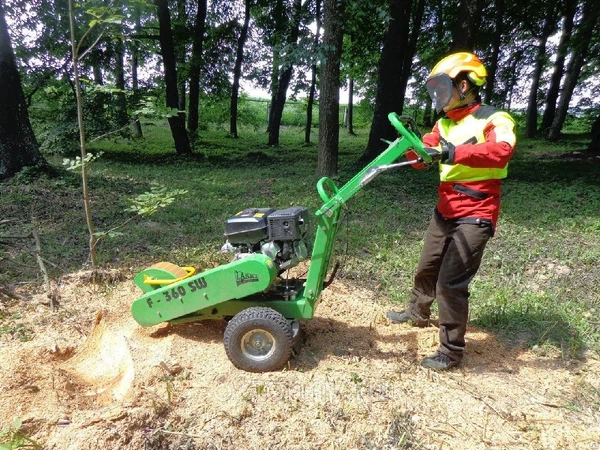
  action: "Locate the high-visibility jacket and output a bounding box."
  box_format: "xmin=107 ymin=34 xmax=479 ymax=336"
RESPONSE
xmin=422 ymin=102 xmax=516 ymax=227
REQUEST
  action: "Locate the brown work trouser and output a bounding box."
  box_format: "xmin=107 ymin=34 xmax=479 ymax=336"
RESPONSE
xmin=406 ymin=209 xmax=492 ymax=361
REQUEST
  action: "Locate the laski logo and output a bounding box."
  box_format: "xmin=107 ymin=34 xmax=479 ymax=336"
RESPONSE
xmin=235 ymin=271 xmax=259 ymax=286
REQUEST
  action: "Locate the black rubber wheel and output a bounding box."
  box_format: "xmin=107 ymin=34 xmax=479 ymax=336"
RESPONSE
xmin=223 ymin=307 xmax=294 ymax=373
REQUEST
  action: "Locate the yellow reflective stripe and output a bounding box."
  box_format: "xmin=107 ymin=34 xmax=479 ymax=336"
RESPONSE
xmin=440 ymin=164 xmax=507 ymax=181
xmin=438 ymin=116 xmax=486 ymax=144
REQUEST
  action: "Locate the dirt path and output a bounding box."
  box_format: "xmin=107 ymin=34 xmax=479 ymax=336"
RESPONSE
xmin=1 ymin=274 xmax=598 ymax=449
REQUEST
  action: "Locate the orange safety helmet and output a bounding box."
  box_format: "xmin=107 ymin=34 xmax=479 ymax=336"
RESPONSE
xmin=426 ymin=52 xmax=487 ymax=112
xmin=429 ymin=52 xmax=487 ymax=86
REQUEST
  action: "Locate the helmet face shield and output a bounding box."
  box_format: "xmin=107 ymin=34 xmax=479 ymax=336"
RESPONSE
xmin=426 ymin=73 xmax=454 ymax=113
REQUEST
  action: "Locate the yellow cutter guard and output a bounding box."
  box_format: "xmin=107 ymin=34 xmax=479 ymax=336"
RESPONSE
xmin=144 ymin=267 xmax=196 ymax=285
xmin=134 ymin=261 xmax=196 ymax=293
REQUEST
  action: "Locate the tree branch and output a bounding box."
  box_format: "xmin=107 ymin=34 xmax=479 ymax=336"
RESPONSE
xmin=0 ymin=286 xmax=28 ymax=302
xmin=90 ymin=216 xmax=136 ymax=252
xmin=128 ymin=33 xmax=161 ymax=40
xmin=89 ymin=120 xmax=138 ymax=143
xmin=79 ymin=30 xmax=106 ymax=62
xmin=75 ymin=20 xmax=100 ymax=57
xmin=32 ymin=218 xmax=55 ymax=310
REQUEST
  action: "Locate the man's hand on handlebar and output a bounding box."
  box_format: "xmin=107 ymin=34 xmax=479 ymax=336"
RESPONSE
xmin=408 ymin=141 xmax=454 ymax=169
xmin=434 ymin=139 xmax=455 ymax=164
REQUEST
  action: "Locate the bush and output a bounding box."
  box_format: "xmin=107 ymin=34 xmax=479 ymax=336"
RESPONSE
xmin=31 ymin=83 xmax=130 ymax=156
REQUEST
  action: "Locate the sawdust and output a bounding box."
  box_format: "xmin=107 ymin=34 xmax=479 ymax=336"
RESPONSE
xmin=0 ymin=273 xmax=599 ymax=449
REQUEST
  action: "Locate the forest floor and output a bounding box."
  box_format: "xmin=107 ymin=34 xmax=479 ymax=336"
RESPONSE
xmin=1 ymin=267 xmax=599 ymax=450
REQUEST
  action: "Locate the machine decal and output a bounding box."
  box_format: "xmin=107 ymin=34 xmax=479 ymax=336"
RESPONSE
xmin=235 ymin=271 xmax=259 ymax=286
xmin=188 ymin=277 xmax=208 ymax=292
xmin=144 ymin=276 xmax=208 ymax=309
xmin=163 ymin=286 xmax=187 ymax=302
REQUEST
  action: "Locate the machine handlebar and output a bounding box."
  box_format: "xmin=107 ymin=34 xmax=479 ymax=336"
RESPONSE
xmin=316 ymin=112 xmax=428 ymax=217
xmin=387 ymin=112 xmax=431 ymax=164
xmin=317 ymin=176 xmax=340 ymax=203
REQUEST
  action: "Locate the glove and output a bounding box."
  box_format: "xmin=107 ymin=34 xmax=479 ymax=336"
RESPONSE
xmin=439 ymin=139 xmax=455 ymax=164
xmin=406 ymin=142 xmax=455 ymax=169
xmin=423 ymin=141 xmax=455 ymax=164
xmin=423 ymin=147 xmax=442 ymax=163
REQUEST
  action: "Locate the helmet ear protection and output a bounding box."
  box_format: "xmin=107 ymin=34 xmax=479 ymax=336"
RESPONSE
xmin=466 ymin=71 xmax=486 ymax=87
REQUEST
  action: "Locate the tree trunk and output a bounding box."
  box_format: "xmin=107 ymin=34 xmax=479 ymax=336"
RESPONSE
xmin=305 ymin=74 xmax=317 ymax=144
xmin=539 ymin=0 xmax=576 ymax=132
xmin=525 ymin=3 xmax=556 ymax=138
xmin=450 ymin=0 xmax=483 ymax=51
xmin=114 ymin=38 xmax=129 ymax=128
xmin=177 ymin=81 xmax=186 ymax=125
xmin=423 ymin=96 xmax=433 ymax=128
xmin=317 ymin=0 xmax=345 ymax=177
xmin=589 ymin=116 xmax=600 ymax=153
xmin=187 ymin=0 xmax=207 ymax=135
xmin=484 ymin=0 xmax=504 ymax=104
xmin=424 ymin=1 xmax=443 ymax=126
xmin=268 ymin=0 xmax=302 ymax=146
xmin=131 ymin=4 xmax=143 ymax=138
xmin=68 ymin=0 xmax=97 ymax=267
xmin=90 ymin=49 xmax=104 ymax=85
xmin=399 ymin=0 xmax=424 ymax=104
xmin=346 ymin=77 xmax=355 ymax=135
xmin=304 ymin=0 xmax=321 ymax=145
xmin=0 ymin=1 xmax=46 ymax=179
xmin=266 ymin=0 xmax=284 ymax=135
xmin=503 ymin=51 xmax=522 ymax=111
xmin=155 ymin=0 xmax=191 ymax=154
xmin=548 ymin=0 xmax=599 ymax=141
xmin=230 ymin=0 xmax=251 ymax=138
xmin=175 ymin=0 xmax=186 ymax=125
xmin=364 ymin=0 xmax=412 ymax=160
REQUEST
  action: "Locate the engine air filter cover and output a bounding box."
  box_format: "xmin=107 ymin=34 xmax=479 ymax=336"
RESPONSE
xmin=268 ymin=207 xmax=309 ymax=241
xmin=224 ymin=208 xmax=275 ymax=244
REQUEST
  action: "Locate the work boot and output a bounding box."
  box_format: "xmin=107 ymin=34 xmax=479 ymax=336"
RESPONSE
xmin=420 ymin=352 xmax=460 ymax=370
xmin=386 ymin=311 xmax=429 ymax=328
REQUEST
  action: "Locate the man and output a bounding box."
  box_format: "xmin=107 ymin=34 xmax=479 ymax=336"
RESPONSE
xmin=387 ymin=52 xmax=517 ymax=370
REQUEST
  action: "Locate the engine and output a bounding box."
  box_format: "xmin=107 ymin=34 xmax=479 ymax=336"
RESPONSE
xmin=221 ymin=207 xmax=311 ymax=272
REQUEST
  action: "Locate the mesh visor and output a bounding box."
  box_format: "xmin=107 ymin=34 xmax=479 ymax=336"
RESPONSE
xmin=426 ymin=74 xmax=454 ymax=113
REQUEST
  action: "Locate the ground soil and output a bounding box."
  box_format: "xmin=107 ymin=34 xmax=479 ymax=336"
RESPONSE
xmin=1 ymin=268 xmax=599 ymax=450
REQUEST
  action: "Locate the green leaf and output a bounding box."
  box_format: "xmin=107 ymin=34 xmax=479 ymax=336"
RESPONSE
xmin=126 ymin=185 xmax=188 ymax=217
xmin=105 ymin=16 xmax=124 ymax=25
xmin=63 ymin=152 xmax=104 ymax=172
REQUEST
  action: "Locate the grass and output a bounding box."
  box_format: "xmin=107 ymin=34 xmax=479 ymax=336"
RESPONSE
xmin=1 ymin=121 xmax=599 ymax=358
xmin=0 ymin=418 xmax=42 ymax=449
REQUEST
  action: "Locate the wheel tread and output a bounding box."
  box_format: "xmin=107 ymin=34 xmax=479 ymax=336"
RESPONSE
xmin=224 ymin=307 xmax=294 ymax=373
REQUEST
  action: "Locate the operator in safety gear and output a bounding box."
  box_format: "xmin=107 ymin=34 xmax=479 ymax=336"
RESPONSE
xmin=387 ymin=52 xmax=517 ymax=370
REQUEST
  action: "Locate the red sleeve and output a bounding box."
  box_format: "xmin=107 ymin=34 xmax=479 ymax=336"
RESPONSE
xmin=452 ymin=123 xmax=515 ymax=169
xmin=422 ymin=123 xmax=441 ymax=147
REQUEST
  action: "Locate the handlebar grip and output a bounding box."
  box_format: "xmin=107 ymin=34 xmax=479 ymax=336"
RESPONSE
xmin=317 ymin=177 xmax=339 ymax=203
xmin=387 ymin=112 xmax=431 ymax=164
